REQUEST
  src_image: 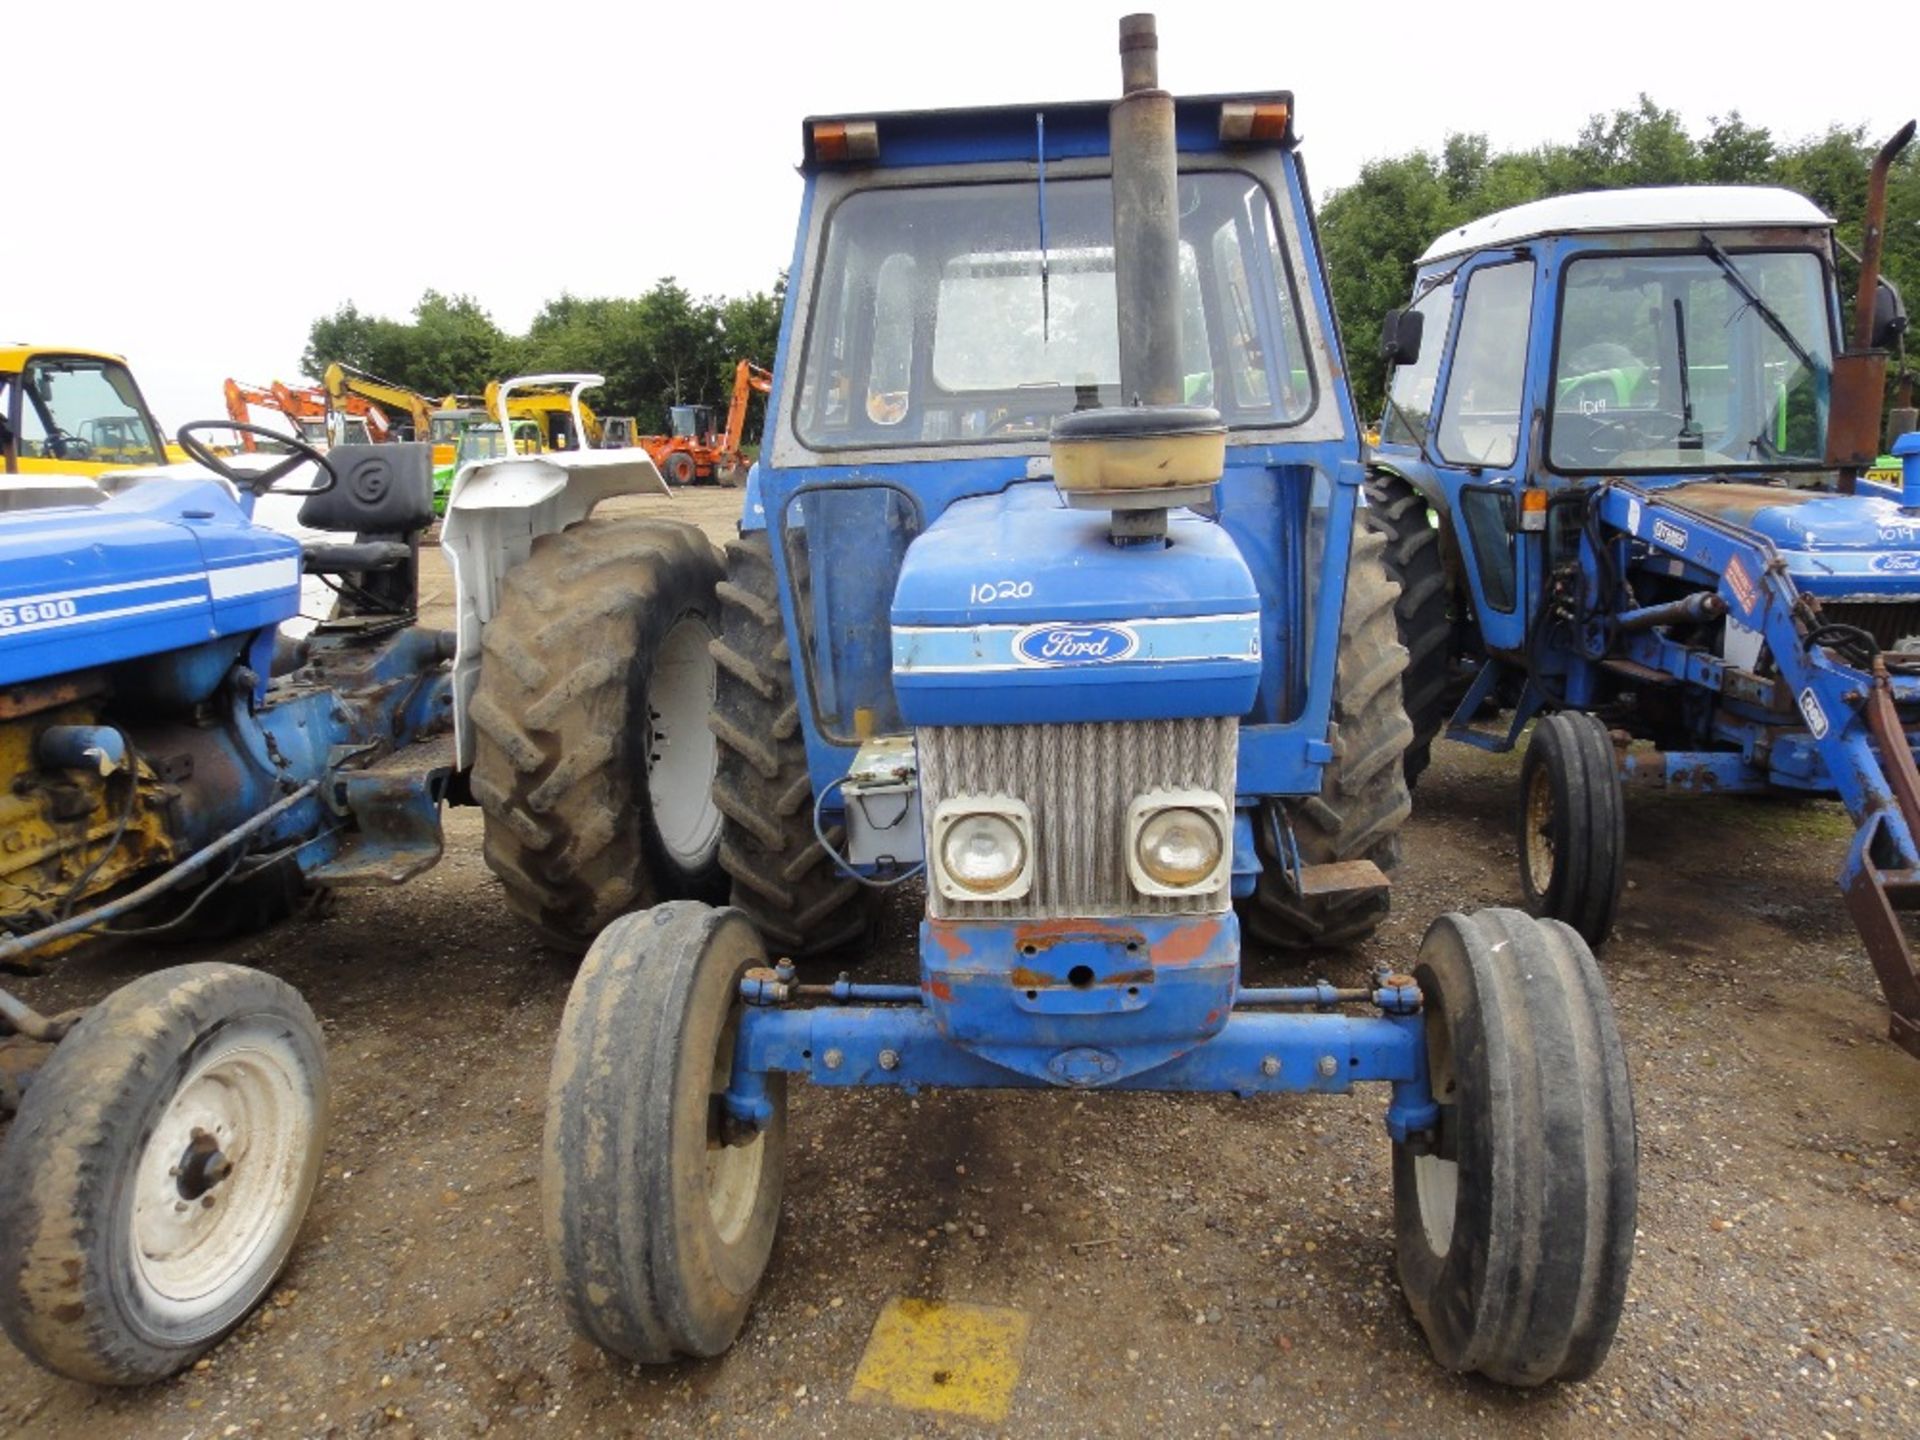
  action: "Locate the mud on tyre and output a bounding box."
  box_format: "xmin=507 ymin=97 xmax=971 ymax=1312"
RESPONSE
xmin=472 ymin=516 xmax=726 ymax=949
xmin=1365 ymin=471 xmax=1452 ymax=788
xmin=0 ymin=964 xmax=328 ymax=1386
xmin=709 ymin=531 xmax=873 ymax=957
xmin=1242 ymin=521 xmax=1414 ymax=950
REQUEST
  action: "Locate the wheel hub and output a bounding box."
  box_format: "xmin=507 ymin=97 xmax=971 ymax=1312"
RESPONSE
xmin=172 ymin=1129 xmax=233 ymax=1202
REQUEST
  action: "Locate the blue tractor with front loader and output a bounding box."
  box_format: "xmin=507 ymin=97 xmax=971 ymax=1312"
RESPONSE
xmin=1369 ymin=125 xmax=1920 ymax=1057
xmin=540 ymin=14 xmax=1639 ymax=1387
xmin=0 ymin=364 xmax=733 ymax=1383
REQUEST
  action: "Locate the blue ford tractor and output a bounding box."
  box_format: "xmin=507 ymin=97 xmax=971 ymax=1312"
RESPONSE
xmin=1369 ymin=125 xmax=1920 ymax=1057
xmin=541 ymin=14 xmax=1638 ymax=1387
xmin=0 ymin=365 xmax=731 ymax=1383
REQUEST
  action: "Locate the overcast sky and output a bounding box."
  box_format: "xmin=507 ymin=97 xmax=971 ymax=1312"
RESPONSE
xmin=6 ymin=1 xmax=1872 ymax=429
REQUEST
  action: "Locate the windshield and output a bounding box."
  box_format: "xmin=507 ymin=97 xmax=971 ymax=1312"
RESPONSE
xmin=795 ymin=170 xmax=1314 ymax=449
xmin=1550 ymin=250 xmax=1832 ymax=472
xmin=14 ymin=357 xmax=161 ymax=464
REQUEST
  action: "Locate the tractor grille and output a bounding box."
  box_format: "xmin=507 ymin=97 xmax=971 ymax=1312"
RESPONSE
xmin=916 ymin=717 xmax=1238 ymax=920
xmin=1821 ymin=601 xmax=1920 ymax=654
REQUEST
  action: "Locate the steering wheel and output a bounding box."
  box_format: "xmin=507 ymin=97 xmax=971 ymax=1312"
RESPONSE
xmin=176 ymin=421 xmax=337 ymax=495
xmin=986 ymin=410 xmax=1055 ymax=437
xmin=1561 ymin=407 xmax=1692 ymax=463
xmin=46 ymin=428 xmax=92 ymax=460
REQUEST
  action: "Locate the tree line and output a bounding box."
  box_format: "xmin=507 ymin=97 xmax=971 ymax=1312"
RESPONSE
xmin=301 ymin=99 xmax=1920 ymax=432
xmin=300 ymin=280 xmax=783 ymax=434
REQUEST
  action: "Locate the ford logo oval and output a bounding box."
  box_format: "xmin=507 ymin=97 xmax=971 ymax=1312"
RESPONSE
xmin=1014 ymin=622 xmax=1140 ymax=666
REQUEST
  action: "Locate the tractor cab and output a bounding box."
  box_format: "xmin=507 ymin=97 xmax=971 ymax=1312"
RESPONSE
xmin=667 ymin=402 xmax=715 ymax=442
xmin=1 ymin=346 xmax=169 ymax=479
xmin=1373 ymin=187 xmax=1898 ymax=661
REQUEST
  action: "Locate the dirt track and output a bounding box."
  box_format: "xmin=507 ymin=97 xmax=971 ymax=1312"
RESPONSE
xmin=2 ymin=486 xmax=1916 ymax=1437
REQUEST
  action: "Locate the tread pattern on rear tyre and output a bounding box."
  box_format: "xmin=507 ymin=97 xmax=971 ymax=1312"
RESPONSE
xmin=1244 ymin=522 xmax=1415 ymax=950
xmin=0 ymin=964 xmax=328 ymax=1386
xmin=1366 ymin=470 xmax=1451 ymax=787
xmin=710 ymin=532 xmax=873 ymax=957
xmin=472 ymin=516 xmax=723 ymax=948
xmin=1394 ymin=908 xmax=1637 ymax=1386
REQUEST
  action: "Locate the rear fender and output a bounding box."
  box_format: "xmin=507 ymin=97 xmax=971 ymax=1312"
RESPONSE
xmin=440 ymin=452 xmax=671 ymax=769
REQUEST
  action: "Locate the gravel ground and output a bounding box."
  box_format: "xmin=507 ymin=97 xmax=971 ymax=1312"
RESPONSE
xmin=1 ymin=487 xmax=1915 ymax=1437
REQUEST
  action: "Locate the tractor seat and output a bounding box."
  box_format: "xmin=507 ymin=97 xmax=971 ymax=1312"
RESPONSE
xmin=295 ymin=444 xmax=434 ymax=575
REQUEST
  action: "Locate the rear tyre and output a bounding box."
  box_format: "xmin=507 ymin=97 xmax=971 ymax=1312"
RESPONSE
xmin=1365 ymin=471 xmax=1451 ymax=788
xmin=543 ymin=903 xmax=784 ymax=1362
xmin=1393 ymin=909 xmax=1636 ymax=1386
xmin=663 ymin=451 xmax=698 ymax=487
xmin=710 ymin=532 xmax=874 ymax=956
xmin=473 ymin=517 xmax=726 ymax=950
xmin=0 ymin=964 xmax=328 ymax=1385
xmin=1243 ymin=522 xmax=1414 ymax=950
xmin=1517 ymin=712 xmax=1625 ymax=945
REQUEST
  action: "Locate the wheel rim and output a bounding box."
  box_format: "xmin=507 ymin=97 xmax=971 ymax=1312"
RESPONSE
xmin=646 ymin=615 xmax=724 ymax=873
xmin=1415 ymin=1001 xmax=1459 ymax=1256
xmin=1414 ymin=1152 xmax=1459 ymax=1256
xmin=130 ymin=1021 xmax=315 ymax=1324
xmin=1522 ymin=762 xmax=1556 ymax=898
xmin=704 ymin=1002 xmax=766 ymax=1245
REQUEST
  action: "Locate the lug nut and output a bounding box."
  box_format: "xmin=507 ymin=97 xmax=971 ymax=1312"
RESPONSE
xmin=823 ymin=1048 xmax=843 ymax=1071
xmin=1316 ymin=1054 xmax=1338 ymax=1078
xmin=1259 ymin=1057 xmax=1280 ymax=1077
xmin=878 ymin=1049 xmax=900 ymax=1071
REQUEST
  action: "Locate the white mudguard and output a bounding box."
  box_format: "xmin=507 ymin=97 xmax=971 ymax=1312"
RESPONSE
xmin=439 ymin=449 xmax=672 ymax=770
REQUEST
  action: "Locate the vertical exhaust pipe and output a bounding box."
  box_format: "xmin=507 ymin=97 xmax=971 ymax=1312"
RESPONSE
xmin=1853 ymin=121 xmax=1915 ymax=350
xmin=1834 ymin=121 xmax=1916 ymax=491
xmin=1110 ymin=13 xmax=1183 ymax=407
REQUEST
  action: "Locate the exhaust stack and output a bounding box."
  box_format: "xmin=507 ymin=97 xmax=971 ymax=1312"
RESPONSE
xmin=1049 ymin=14 xmax=1224 ymax=545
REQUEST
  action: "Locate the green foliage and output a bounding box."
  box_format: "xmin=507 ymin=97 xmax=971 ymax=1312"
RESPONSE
xmin=1322 ymin=101 xmax=1920 ymax=420
xmin=303 ymin=276 xmax=786 ymax=435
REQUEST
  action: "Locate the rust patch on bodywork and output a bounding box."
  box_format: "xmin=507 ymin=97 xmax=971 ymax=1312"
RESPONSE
xmin=1150 ymin=918 xmax=1223 ymax=967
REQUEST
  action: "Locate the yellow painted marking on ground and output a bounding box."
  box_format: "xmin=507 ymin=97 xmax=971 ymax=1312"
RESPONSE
xmin=849 ymin=1297 xmax=1031 ymax=1422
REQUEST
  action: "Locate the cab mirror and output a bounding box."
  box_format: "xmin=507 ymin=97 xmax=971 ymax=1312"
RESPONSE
xmin=1871 ymin=276 xmax=1908 ymax=352
xmin=1380 ymin=308 xmax=1424 ymax=367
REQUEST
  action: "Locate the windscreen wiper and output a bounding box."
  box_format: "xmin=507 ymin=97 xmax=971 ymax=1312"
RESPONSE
xmin=1671 ymin=298 xmax=1703 ymax=450
xmin=1699 ymin=235 xmax=1821 ymax=377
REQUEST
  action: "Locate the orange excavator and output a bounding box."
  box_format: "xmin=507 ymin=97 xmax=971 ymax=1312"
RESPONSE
xmin=224 ymin=379 xmax=388 ymax=451
xmin=620 ymin=359 xmax=770 ymax=486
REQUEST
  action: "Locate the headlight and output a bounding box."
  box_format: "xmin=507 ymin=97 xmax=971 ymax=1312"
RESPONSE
xmin=931 ymin=797 xmax=1033 ymax=900
xmin=1127 ymin=790 xmax=1231 ymax=895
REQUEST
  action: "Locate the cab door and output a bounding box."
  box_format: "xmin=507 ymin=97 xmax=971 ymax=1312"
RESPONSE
xmin=1424 ymin=253 xmax=1539 ymax=657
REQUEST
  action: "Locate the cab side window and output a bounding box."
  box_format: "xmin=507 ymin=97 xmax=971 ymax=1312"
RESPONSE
xmin=1382 ymin=281 xmax=1453 ymax=447
xmin=1437 ymin=261 xmax=1535 ymax=470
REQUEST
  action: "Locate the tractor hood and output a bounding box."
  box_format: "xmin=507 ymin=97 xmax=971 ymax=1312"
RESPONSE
xmin=0 ymin=478 xmax=301 ymax=688
xmin=1660 ymin=481 xmax=1920 ymax=594
xmin=890 ymin=482 xmax=1261 ymax=725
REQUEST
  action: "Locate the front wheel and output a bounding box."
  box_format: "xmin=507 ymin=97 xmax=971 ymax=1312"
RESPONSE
xmin=1393 ymin=909 xmax=1636 ymax=1386
xmin=1517 ymin=712 xmax=1625 ymax=945
xmin=543 ymin=903 xmax=784 ymax=1363
xmin=0 ymin=965 xmax=328 ymax=1385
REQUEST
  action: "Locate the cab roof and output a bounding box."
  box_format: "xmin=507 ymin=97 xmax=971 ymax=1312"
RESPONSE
xmin=800 ymin=92 xmax=1295 ymax=170
xmin=1417 ymin=185 xmax=1832 ymax=264
xmin=0 ymin=344 xmax=129 ymax=371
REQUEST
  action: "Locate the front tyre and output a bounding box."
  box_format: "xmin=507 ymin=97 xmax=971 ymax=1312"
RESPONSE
xmin=1393 ymin=909 xmax=1636 ymax=1386
xmin=1517 ymin=712 xmax=1625 ymax=945
xmin=543 ymin=903 xmax=784 ymax=1363
xmin=0 ymin=964 xmax=328 ymax=1385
